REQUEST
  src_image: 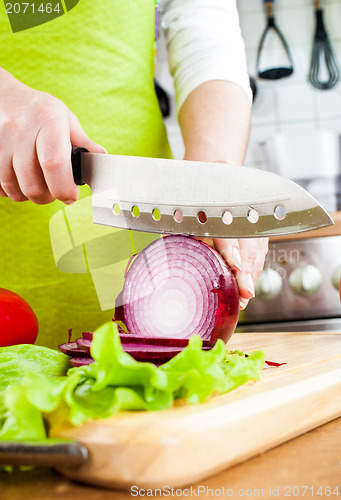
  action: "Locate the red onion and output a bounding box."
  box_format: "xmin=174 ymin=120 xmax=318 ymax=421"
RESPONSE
xmin=59 ymin=341 xmax=92 ymax=358
xmin=264 ymin=360 xmax=286 ymax=369
xmin=115 ymin=235 xmax=239 ymax=344
xmin=82 ymin=331 xmax=215 ymax=347
xmin=70 ymin=357 xmax=94 ymax=368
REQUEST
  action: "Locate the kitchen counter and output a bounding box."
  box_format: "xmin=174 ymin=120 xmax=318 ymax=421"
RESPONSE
xmin=2 ymin=330 xmax=341 ymax=497
xmin=1 ymin=415 xmax=341 ymax=499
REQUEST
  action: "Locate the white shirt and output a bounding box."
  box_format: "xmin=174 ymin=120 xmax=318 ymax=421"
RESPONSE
xmin=159 ymin=0 xmax=252 ymax=113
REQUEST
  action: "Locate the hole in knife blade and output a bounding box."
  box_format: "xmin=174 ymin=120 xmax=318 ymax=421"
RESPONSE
xmin=222 ymin=211 xmax=233 ymax=225
xmin=274 ymin=205 xmax=286 ymax=220
xmin=113 ymin=203 xmax=120 ymax=215
xmin=152 ymin=208 xmax=161 ymax=221
xmin=247 ymin=208 xmax=259 ymax=224
xmin=197 ymin=211 xmax=207 ymax=224
xmin=174 ymin=210 xmax=183 ymax=223
xmin=131 ymin=205 xmax=140 ymax=218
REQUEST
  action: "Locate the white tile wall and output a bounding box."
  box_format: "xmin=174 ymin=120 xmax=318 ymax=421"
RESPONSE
xmin=157 ymin=0 xmax=341 ymax=165
xmin=239 ymin=0 xmax=341 ymax=167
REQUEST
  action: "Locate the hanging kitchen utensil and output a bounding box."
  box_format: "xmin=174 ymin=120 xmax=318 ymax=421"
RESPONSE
xmin=153 ymin=3 xmax=170 ymax=117
xmin=257 ymin=0 xmax=294 ymax=80
xmin=249 ymin=75 xmax=258 ymax=102
xmin=71 ymin=148 xmax=333 ymax=239
xmin=154 ymin=80 xmax=171 ymax=117
xmin=309 ymin=0 xmax=340 ymax=90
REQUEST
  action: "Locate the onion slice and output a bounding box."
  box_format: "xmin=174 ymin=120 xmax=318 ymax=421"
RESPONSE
xmin=82 ymin=331 xmax=215 ymax=348
xmin=58 ymin=342 xmax=92 ymax=358
xmin=115 ymin=235 xmax=239 ymax=344
xmin=70 ymin=357 xmax=94 ymax=367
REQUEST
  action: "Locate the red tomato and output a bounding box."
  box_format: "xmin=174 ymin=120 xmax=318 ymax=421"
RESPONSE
xmin=0 ymin=288 xmax=38 ymax=347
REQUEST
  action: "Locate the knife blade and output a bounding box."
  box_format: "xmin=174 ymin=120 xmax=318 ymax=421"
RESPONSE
xmin=72 ymin=149 xmax=333 ymax=238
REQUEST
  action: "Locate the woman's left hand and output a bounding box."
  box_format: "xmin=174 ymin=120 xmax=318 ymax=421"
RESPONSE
xmin=214 ymin=237 xmax=269 ymax=310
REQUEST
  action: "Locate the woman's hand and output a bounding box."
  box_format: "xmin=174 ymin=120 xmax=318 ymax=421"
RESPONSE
xmin=178 ymin=80 xmax=264 ymax=309
xmin=0 ymin=68 xmax=105 ymax=205
xmin=214 ymin=237 xmax=269 ymax=309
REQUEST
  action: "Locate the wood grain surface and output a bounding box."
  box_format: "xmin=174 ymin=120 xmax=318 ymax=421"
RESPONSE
xmin=2 ymin=415 xmax=341 ymax=499
xmin=43 ymin=332 xmax=341 ymax=490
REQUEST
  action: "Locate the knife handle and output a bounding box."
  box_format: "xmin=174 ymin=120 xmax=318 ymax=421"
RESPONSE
xmin=71 ymin=147 xmax=89 ymax=186
xmin=0 ymin=440 xmax=89 ymax=468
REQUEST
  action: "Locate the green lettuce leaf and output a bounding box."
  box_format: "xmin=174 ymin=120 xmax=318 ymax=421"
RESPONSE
xmin=0 ymin=322 xmax=265 ymax=441
xmin=0 ymin=344 xmax=70 ymax=391
xmin=0 ymin=345 xmax=70 ymax=440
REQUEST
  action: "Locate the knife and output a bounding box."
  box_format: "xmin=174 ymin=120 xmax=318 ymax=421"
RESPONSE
xmin=72 ymin=148 xmax=333 ymax=238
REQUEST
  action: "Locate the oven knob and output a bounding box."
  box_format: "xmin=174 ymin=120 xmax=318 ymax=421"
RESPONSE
xmin=289 ymin=265 xmax=322 ymax=296
xmin=255 ymin=268 xmax=283 ymax=300
xmin=332 ymin=265 xmax=341 ymax=290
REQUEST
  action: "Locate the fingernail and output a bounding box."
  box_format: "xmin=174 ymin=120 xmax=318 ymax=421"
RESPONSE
xmin=240 ymin=299 xmax=248 ymax=310
xmin=64 ymin=199 xmax=76 ymax=205
xmin=232 ymin=247 xmax=242 ymax=270
xmin=247 ymin=273 xmax=255 ymax=297
xmin=221 ymin=246 xmax=242 ymax=270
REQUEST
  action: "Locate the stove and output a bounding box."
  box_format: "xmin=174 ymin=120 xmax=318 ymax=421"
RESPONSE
xmin=236 ymin=234 xmax=341 ymax=333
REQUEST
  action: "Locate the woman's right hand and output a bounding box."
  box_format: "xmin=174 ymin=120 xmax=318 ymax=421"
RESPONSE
xmin=0 ymin=68 xmax=106 ymax=205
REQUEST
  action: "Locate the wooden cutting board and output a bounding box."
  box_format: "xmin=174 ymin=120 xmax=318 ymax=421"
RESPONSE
xmin=50 ymin=332 xmax=341 ymax=490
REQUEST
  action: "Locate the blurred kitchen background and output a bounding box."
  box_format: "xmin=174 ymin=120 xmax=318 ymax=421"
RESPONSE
xmin=156 ymin=0 xmax=341 ymax=333
xmin=156 ymin=0 xmax=341 ymax=165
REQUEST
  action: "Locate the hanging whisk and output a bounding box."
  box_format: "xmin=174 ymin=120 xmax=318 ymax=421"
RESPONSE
xmin=309 ymin=0 xmax=340 ymax=90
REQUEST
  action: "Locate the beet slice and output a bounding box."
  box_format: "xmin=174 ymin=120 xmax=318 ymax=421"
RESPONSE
xmin=82 ymin=331 xmax=215 ymax=348
xmin=58 ymin=342 xmax=92 ymax=358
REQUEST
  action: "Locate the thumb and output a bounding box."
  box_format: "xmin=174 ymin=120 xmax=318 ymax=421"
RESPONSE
xmin=213 ymin=238 xmax=241 ymax=272
xmin=68 ymin=111 xmax=107 ymax=154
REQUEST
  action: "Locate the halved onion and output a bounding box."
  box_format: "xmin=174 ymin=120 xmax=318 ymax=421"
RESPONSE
xmin=115 ymin=235 xmax=239 ymax=344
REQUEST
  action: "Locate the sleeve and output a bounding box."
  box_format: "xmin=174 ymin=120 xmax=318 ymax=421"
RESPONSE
xmin=158 ymin=0 xmax=252 ymax=114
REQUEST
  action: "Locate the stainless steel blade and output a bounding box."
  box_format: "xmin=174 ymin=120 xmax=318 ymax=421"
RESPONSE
xmin=80 ymin=152 xmax=333 ymax=238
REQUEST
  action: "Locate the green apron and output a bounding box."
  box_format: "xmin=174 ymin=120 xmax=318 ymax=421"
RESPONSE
xmin=0 ymin=0 xmax=172 ymax=347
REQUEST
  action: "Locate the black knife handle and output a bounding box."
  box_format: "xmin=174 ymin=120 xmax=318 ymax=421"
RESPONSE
xmin=71 ymin=147 xmax=88 ymax=186
xmin=0 ymin=440 xmax=89 ymax=468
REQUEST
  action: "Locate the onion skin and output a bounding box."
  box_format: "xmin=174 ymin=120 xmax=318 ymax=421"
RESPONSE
xmin=115 ymin=235 xmax=239 ymax=345
xmin=205 ymin=244 xmax=240 ymax=344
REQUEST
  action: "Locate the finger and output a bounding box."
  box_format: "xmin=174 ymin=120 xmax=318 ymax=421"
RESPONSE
xmin=0 ymin=183 xmax=8 ymax=197
xmin=0 ymin=156 xmax=28 ymax=202
xmin=12 ymin=147 xmax=55 ymax=205
xmin=236 ymin=269 xmax=255 ymax=301
xmin=251 ymin=238 xmax=269 ymax=282
xmin=214 ymin=238 xmax=242 ymax=272
xmin=239 ymin=297 xmax=249 ymax=310
xmin=237 ymin=238 xmax=269 ymax=300
xmin=239 ymin=238 xmax=268 ymax=280
xmin=69 ymin=112 xmax=107 ymax=154
xmin=36 ymin=117 xmax=79 ymax=204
